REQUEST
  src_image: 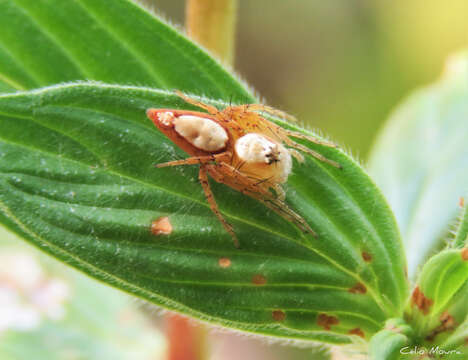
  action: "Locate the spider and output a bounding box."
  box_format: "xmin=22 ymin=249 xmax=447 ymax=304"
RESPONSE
xmin=147 ymin=91 xmax=340 ymax=248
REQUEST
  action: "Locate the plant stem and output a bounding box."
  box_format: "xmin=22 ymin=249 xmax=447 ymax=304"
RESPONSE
xmin=166 ymin=313 xmax=207 ymax=360
xmin=186 ymin=0 xmax=238 ymax=65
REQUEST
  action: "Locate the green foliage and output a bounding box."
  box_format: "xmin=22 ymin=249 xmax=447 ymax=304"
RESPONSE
xmin=369 ymin=319 xmax=413 ymax=360
xmin=0 ymin=82 xmax=406 ymax=342
xmin=454 ymin=201 xmax=468 ymax=248
xmin=369 ymin=53 xmax=468 ymax=277
xmin=0 ymin=0 xmax=252 ymax=102
xmin=403 ymin=248 xmax=468 ymax=357
xmin=0 ymin=0 xmax=467 ymax=358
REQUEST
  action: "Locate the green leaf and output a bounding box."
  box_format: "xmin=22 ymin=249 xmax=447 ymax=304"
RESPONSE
xmin=454 ymin=200 xmax=468 ymax=248
xmin=369 ymin=319 xmax=413 ymax=360
xmin=0 ymin=0 xmax=253 ymax=102
xmin=405 ymin=249 xmax=468 ymax=349
xmin=439 ymin=312 xmax=468 ymax=358
xmin=368 ymin=52 xmax=468 ymax=277
xmin=0 ymin=82 xmax=407 ymax=343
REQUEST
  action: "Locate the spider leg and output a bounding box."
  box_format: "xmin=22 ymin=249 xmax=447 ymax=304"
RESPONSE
xmin=208 ymin=162 xmax=265 ymax=189
xmin=155 ymin=152 xmax=231 ymax=168
xmin=288 ymin=149 xmax=305 ymax=163
xmin=272 ymin=184 xmax=286 ymax=201
xmin=287 ymin=142 xmax=341 ymax=169
xmin=259 ymin=120 xmax=341 ymax=167
xmin=199 ymin=166 xmax=239 ymax=248
xmin=245 ymin=190 xmax=317 ymax=237
xmin=175 ymin=90 xmax=219 ymax=115
xmin=231 ymin=104 xmax=297 ymax=123
xmin=207 ymin=163 xmax=316 ymax=236
xmin=223 ymin=106 xmax=341 ymax=169
xmin=283 ymin=130 xmax=338 ymax=148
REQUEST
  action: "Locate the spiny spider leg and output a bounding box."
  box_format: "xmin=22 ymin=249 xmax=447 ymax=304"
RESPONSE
xmin=272 ymin=184 xmax=286 ymax=201
xmin=284 ymin=129 xmax=338 ymax=148
xmin=207 ymin=163 xmax=316 ymax=236
xmin=199 ymin=166 xmax=239 ymax=248
xmin=245 ymin=190 xmax=317 ymax=237
xmin=175 ymin=90 xmax=219 ymax=115
xmin=287 ymin=142 xmax=341 ymax=168
xmin=155 ymin=152 xmax=231 ymax=168
xmin=208 ymin=162 xmax=265 ymax=189
xmin=233 ymin=104 xmax=298 ymax=123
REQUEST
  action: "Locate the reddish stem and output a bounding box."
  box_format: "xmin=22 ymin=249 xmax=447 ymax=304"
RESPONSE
xmin=166 ymin=313 xmax=206 ymax=360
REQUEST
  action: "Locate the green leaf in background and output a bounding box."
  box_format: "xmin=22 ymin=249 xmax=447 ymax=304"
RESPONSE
xmin=454 ymin=199 xmax=468 ymax=248
xmin=404 ymin=248 xmax=468 ymax=357
xmin=369 ymin=318 xmax=413 ymax=360
xmin=0 ymin=226 xmax=165 ymax=360
xmin=0 ymin=82 xmax=407 ymax=343
xmin=368 ymin=52 xmax=468 ymax=277
xmin=0 ymin=0 xmax=253 ymax=102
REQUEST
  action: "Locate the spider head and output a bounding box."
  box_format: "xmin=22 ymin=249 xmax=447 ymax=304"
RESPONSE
xmin=235 ymin=133 xmax=292 ymax=183
xmin=265 ymin=147 xmax=282 ymax=165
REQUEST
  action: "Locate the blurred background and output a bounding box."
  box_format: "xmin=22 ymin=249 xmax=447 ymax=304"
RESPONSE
xmin=149 ymin=0 xmax=468 ymax=158
xmin=1 ymin=1 xmax=467 ymax=360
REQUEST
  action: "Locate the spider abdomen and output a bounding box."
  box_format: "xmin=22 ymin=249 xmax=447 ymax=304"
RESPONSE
xmin=174 ymin=115 xmax=228 ymax=152
xmin=147 ymin=109 xmax=230 ymax=155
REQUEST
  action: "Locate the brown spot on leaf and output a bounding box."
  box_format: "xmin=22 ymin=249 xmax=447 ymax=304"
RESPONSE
xmin=349 ymin=328 xmax=365 ymax=338
xmin=272 ymin=310 xmax=286 ymax=322
xmin=151 ymin=216 xmax=172 ymax=235
xmin=218 ymin=257 xmax=231 ymax=268
xmin=317 ymin=313 xmax=339 ymax=330
xmin=411 ymin=286 xmax=433 ymax=315
xmin=426 ymin=311 xmax=456 ymax=341
xmin=440 ymin=311 xmax=456 ymax=327
xmin=361 ymin=251 xmax=372 ymax=262
xmin=461 ymin=248 xmax=468 ymax=261
xmin=252 ymin=274 xmax=266 ymax=286
xmin=349 ymin=282 xmax=367 ymax=294
xmin=460 ymin=197 xmax=465 ymax=207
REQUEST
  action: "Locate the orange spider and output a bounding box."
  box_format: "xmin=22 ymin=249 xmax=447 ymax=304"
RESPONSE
xmin=147 ymin=91 xmax=340 ymax=247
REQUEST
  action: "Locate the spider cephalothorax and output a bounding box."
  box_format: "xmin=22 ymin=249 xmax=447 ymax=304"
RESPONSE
xmin=147 ymin=92 xmax=340 ymax=247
